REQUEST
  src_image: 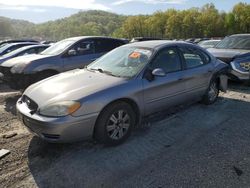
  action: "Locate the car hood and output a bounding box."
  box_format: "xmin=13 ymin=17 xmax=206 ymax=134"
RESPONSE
xmin=1 ymin=54 xmax=52 ymax=67
xmin=24 ymin=69 xmax=126 ymax=107
xmin=208 ymin=48 xmax=250 ymax=63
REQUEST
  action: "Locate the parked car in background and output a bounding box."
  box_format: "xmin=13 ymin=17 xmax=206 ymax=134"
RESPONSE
xmin=208 ymin=34 xmax=250 ymax=82
xmin=130 ymin=37 xmax=163 ymax=43
xmin=193 ymin=38 xmax=210 ymax=44
xmin=0 ymin=36 xmax=127 ymax=89
xmin=199 ymin=40 xmax=221 ymax=49
xmin=0 ymin=39 xmax=39 ymax=48
xmin=0 ymin=44 xmax=49 ymax=65
xmin=16 ymin=41 xmax=228 ymax=145
xmin=0 ymin=42 xmax=39 ymax=56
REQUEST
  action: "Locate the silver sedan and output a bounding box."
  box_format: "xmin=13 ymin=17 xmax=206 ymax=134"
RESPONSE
xmin=16 ymin=41 xmax=228 ymax=145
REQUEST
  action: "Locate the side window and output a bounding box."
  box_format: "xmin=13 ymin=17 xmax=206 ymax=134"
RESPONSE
xmin=150 ymin=48 xmax=182 ymax=73
xmin=180 ymin=47 xmax=210 ymax=69
xmin=95 ymin=39 xmax=123 ymax=53
xmin=18 ymin=48 xmax=36 ymax=56
xmin=36 ymin=47 xmax=47 ymax=54
xmin=70 ymin=40 xmax=94 ymax=56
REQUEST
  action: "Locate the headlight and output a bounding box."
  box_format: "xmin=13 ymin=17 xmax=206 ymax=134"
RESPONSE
xmin=240 ymin=62 xmax=250 ymax=71
xmin=231 ymin=61 xmax=250 ymax=73
xmin=39 ymin=101 xmax=81 ymax=117
xmin=10 ymin=63 xmax=27 ymax=74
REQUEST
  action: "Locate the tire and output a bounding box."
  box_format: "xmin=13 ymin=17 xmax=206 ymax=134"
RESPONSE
xmin=94 ymin=102 xmax=136 ymax=146
xmin=202 ymin=78 xmax=219 ymax=105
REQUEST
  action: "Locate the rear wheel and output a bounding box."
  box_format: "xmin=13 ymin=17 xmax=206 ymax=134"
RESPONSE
xmin=202 ymin=78 xmax=219 ymax=105
xmin=94 ymin=102 xmax=135 ymax=146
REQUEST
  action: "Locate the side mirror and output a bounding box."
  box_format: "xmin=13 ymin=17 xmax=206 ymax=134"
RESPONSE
xmin=152 ymin=68 xmax=166 ymax=77
xmin=68 ymin=49 xmax=77 ymax=56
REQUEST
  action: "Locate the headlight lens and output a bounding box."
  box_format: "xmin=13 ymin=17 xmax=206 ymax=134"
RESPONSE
xmin=240 ymin=62 xmax=250 ymax=71
xmin=39 ymin=101 xmax=81 ymax=117
xmin=11 ymin=63 xmax=27 ymax=74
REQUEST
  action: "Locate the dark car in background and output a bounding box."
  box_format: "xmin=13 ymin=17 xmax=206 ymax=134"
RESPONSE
xmin=0 ymin=42 xmax=39 ymax=56
xmin=208 ymin=34 xmax=250 ymax=82
xmin=16 ymin=41 xmax=228 ymax=144
xmin=0 ymin=36 xmax=127 ymax=89
xmin=0 ymin=44 xmax=49 ymax=65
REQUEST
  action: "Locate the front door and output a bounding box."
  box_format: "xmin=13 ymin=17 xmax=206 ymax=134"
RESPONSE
xmin=62 ymin=40 xmax=99 ymax=71
xmin=143 ymin=47 xmax=186 ymax=116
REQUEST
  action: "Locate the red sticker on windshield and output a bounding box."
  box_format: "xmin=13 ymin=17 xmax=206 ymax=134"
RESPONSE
xmin=129 ymin=52 xmax=141 ymax=59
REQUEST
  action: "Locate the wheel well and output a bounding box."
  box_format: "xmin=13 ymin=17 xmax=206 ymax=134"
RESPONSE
xmin=93 ymin=98 xmax=141 ymax=138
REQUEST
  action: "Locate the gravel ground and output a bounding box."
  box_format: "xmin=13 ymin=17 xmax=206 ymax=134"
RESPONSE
xmin=0 ymin=82 xmax=249 ymax=188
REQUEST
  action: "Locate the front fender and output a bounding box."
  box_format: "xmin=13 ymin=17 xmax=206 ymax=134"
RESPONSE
xmin=219 ymin=74 xmax=228 ymax=92
xmin=24 ymin=64 xmax=60 ymax=74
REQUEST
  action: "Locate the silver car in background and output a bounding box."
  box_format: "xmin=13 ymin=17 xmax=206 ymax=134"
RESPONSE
xmin=17 ymin=41 xmax=228 ymax=145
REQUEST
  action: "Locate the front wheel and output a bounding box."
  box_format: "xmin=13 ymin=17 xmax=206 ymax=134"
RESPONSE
xmin=94 ymin=102 xmax=136 ymax=146
xmin=202 ymin=79 xmax=219 ymax=105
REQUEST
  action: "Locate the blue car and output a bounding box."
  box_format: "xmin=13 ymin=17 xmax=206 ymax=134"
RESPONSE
xmin=0 ymin=36 xmax=127 ymax=89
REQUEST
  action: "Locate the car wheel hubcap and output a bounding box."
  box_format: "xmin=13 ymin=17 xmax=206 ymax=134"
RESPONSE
xmin=208 ymin=82 xmax=218 ymax=101
xmin=106 ymin=110 xmax=130 ymax=140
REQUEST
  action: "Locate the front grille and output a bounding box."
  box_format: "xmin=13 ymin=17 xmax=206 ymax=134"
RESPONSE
xmin=42 ymin=133 xmax=60 ymax=140
xmin=0 ymin=66 xmax=12 ymax=79
xmin=0 ymin=66 xmax=11 ymax=75
xmin=21 ymin=95 xmax=38 ymax=113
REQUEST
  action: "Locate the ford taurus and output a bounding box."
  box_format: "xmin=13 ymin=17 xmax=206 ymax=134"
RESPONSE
xmin=16 ymin=41 xmax=228 ymax=145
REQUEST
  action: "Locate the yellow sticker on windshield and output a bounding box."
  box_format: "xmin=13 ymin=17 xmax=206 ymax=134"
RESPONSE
xmin=129 ymin=52 xmax=141 ymax=59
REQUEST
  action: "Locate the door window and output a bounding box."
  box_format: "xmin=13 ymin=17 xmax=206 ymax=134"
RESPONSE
xmin=150 ymin=48 xmax=182 ymax=73
xmin=18 ymin=48 xmax=36 ymax=56
xmin=180 ymin=47 xmax=210 ymax=69
xmin=70 ymin=40 xmax=94 ymax=56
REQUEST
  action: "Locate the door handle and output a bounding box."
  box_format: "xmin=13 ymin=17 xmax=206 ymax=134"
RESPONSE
xmin=91 ymin=58 xmax=97 ymax=61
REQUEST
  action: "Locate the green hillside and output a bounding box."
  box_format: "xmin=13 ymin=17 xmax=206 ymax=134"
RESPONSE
xmin=0 ymin=3 xmax=249 ymax=41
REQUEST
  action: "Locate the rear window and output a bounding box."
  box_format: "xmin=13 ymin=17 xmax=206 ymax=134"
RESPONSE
xmin=95 ymin=39 xmax=125 ymax=53
xmin=180 ymin=47 xmax=210 ymax=69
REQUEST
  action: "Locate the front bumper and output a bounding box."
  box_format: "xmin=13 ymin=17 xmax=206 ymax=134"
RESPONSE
xmin=0 ymin=66 xmax=31 ymax=89
xmin=16 ymin=97 xmax=99 ymax=143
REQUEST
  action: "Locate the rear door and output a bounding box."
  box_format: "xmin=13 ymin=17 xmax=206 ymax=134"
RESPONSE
xmin=177 ymin=45 xmax=214 ymax=98
xmin=143 ymin=47 xmax=186 ymax=115
xmin=62 ymin=39 xmax=98 ymax=71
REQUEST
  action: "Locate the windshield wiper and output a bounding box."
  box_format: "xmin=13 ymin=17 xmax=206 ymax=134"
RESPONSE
xmin=87 ymin=67 xmax=117 ymax=76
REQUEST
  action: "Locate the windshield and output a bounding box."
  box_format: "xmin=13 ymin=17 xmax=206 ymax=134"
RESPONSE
xmin=41 ymin=39 xmax=75 ymax=55
xmin=87 ymin=46 xmax=153 ymax=78
xmin=215 ymin=36 xmax=250 ymax=50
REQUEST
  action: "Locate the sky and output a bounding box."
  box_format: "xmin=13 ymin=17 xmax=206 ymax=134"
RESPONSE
xmin=0 ymin=0 xmax=249 ymax=23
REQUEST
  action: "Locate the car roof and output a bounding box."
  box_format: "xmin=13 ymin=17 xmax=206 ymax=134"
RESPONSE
xmin=4 ymin=42 xmax=38 ymax=47
xmin=64 ymin=36 xmax=126 ymax=42
xmin=125 ymin=40 xmax=191 ymax=49
xmin=230 ymin=34 xmax=250 ymax=37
